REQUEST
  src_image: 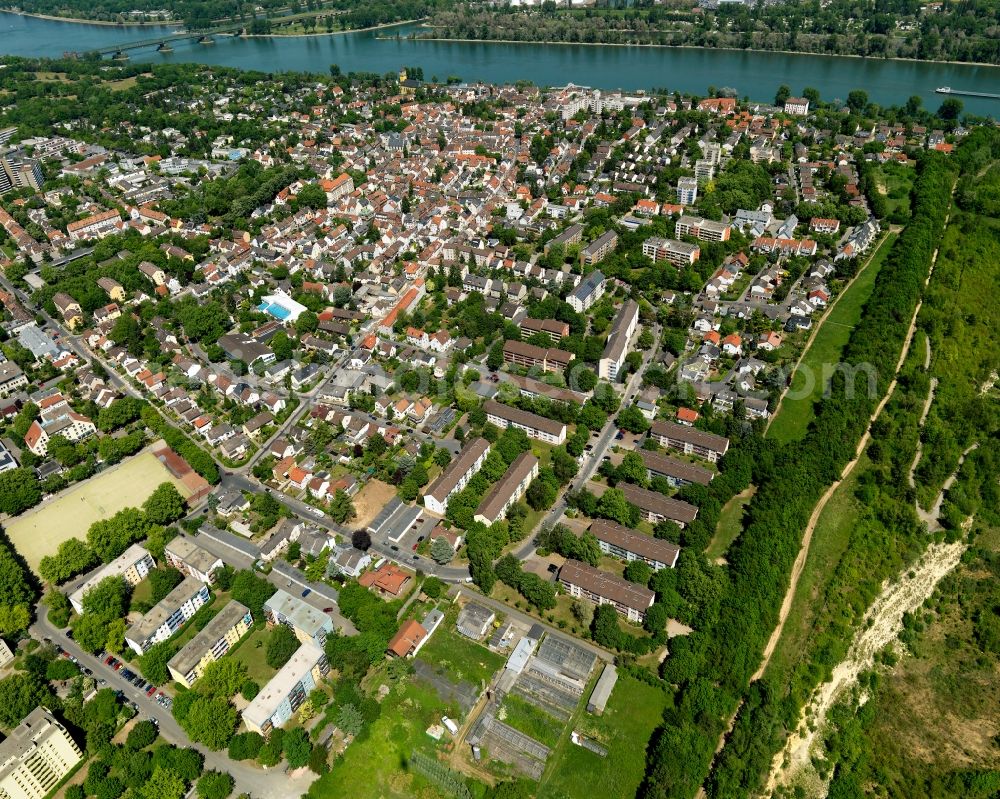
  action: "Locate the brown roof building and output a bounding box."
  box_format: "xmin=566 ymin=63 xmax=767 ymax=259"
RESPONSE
xmin=648 ymin=420 xmax=730 ymax=463
xmin=422 ymin=437 xmax=490 ymax=515
xmin=387 ymin=619 xmax=428 ymax=658
xmin=589 ymin=519 xmax=680 ymax=570
xmin=618 ymin=483 xmax=699 ymax=527
xmin=474 ymin=451 xmax=539 ymax=526
xmin=559 ymin=559 xmax=655 ymax=623
xmin=637 ymin=450 xmax=714 ymax=487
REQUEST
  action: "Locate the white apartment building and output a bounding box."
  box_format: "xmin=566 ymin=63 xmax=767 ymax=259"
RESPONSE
xmin=0 ymin=708 xmax=82 ymax=799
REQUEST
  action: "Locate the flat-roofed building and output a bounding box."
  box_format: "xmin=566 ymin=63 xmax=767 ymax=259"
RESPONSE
xmin=581 ymin=231 xmax=618 ymax=266
xmin=648 ymin=419 xmax=730 ymax=462
xmin=506 ymin=374 xmax=585 ymax=406
xmin=641 ymin=237 xmax=700 ymax=267
xmin=618 ymin=483 xmax=699 ymax=527
xmin=567 ymin=270 xmax=605 ymax=313
xmin=587 ymin=664 xmax=618 ymax=715
xmin=0 ymin=708 xmax=82 ymax=799
xmin=474 ymin=452 xmax=539 ymax=525
xmin=598 ymin=299 xmax=639 ymax=381
xmin=164 ymin=536 xmax=223 ymax=584
xmin=484 ymin=400 xmax=567 ymax=445
xmin=589 ymin=519 xmax=680 ymax=570
xmin=674 ymin=214 xmax=731 ymax=242
xmin=263 ymin=589 xmax=333 ymax=647
xmin=637 ymin=450 xmax=713 ymax=487
xmin=543 ymin=223 xmax=583 ymax=252
xmin=559 ymin=560 xmax=655 ymax=623
xmin=124 ymin=577 xmax=209 ymax=654
xmin=422 ymin=438 xmax=490 ymax=515
xmin=242 ymin=643 xmax=329 ymax=736
xmin=167 ymin=601 xmax=253 ymax=687
xmin=676 ymin=177 xmax=698 ymax=205
xmin=69 ymin=543 xmax=154 ymax=614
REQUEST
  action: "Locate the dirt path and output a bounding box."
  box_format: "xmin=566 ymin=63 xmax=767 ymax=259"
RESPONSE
xmin=907 ymin=336 xmax=937 ymax=491
xmin=765 ymin=539 xmax=967 ymax=796
xmin=917 ymin=443 xmax=978 ymax=532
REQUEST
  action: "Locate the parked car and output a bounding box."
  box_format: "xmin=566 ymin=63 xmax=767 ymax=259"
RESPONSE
xmin=146 ymin=685 xmax=156 ymax=696
xmin=301 ymin=588 xmax=311 ymax=598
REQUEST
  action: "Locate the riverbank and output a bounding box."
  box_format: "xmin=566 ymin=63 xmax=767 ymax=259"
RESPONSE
xmin=404 ymin=31 xmax=1000 ymax=71
xmin=1 ymin=8 xmax=181 ymax=26
xmin=246 ymin=18 xmax=422 ymax=39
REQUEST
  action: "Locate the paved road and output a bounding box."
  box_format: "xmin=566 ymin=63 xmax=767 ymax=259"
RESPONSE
xmin=31 ymin=613 xmax=318 ymax=799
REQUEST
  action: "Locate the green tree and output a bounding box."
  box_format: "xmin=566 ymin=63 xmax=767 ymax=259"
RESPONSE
xmin=228 ymin=732 xmax=264 ymax=761
xmin=282 ymin=727 xmax=312 ymax=769
xmin=197 ymin=771 xmax=235 ymax=799
xmin=0 ymin=468 xmax=41 ymax=516
xmin=337 ymin=703 xmax=364 ymax=736
xmin=39 ymin=538 xmax=98 ymax=585
xmin=126 ymin=720 xmax=159 ymax=750
xmin=142 ymin=483 xmax=186 ymax=525
xmin=266 ymin=624 xmax=300 ymax=669
xmin=328 ymin=490 xmax=356 ymax=524
xmin=138 ymin=767 xmax=186 ymax=799
xmin=623 ymin=559 xmax=653 ymax=585
xmin=616 ymin=406 xmax=650 ymax=434
xmin=597 ymin=487 xmax=638 ymax=526
xmin=430 ymin=537 xmax=454 ymax=564
xmin=617 ymin=451 xmax=649 ymax=487
xmin=0 ymin=672 xmax=53 ymax=727
xmin=178 ymin=695 xmax=238 ymax=750
xmin=197 ymin=658 xmax=248 ymax=698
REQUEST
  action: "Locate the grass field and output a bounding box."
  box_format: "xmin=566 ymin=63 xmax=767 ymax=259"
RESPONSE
xmin=6 ymin=451 xmax=193 ymax=572
xmin=305 ymin=675 xmax=458 ymax=799
xmin=539 ymin=675 xmax=671 ymax=799
xmin=227 ymin=625 xmax=278 ymax=684
xmin=499 ymin=694 xmax=562 ymax=748
xmin=768 ymin=231 xmax=898 ymax=444
xmin=416 ymin=618 xmax=505 ymax=688
xmin=705 ymin=486 xmax=755 ymax=560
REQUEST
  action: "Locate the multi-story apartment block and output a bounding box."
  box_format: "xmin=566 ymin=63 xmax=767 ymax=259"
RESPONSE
xmin=580 ymin=231 xmax=618 ymax=266
xmin=589 ymin=519 xmax=681 ymax=570
xmin=642 ymin=237 xmax=701 ymax=267
xmin=0 ymin=154 xmax=43 ymax=195
xmin=242 ymin=643 xmax=329 ymax=736
xmin=638 ymin=450 xmax=714 ymax=487
xmin=566 ymin=270 xmax=605 ymax=313
xmin=474 ymin=451 xmax=539 ymax=526
xmin=164 ymin=536 xmax=224 ymax=584
xmin=484 ymin=400 xmax=567 ymax=445
xmin=519 ymin=317 xmax=570 ymax=343
xmin=167 ymin=601 xmax=253 ymax=687
xmin=618 ymin=483 xmax=699 ymax=528
xmin=559 ymin=559 xmax=655 ymax=623
xmin=124 ymin=577 xmax=210 ymax=654
xmin=263 ymin=589 xmax=334 ymax=647
xmin=676 ymin=177 xmax=698 ymax=205
xmin=598 ymin=299 xmax=639 ymax=381
xmin=0 ymin=362 xmax=28 ymax=397
xmin=694 ymin=159 xmax=715 ymax=185
xmin=68 ymin=543 xmax=154 ymax=614
xmin=648 ymin=419 xmax=730 ymax=463
xmin=66 ymin=209 xmax=122 ymax=242
xmin=24 ymin=394 xmax=95 ymax=456
xmin=543 ymin=223 xmax=583 ymax=252
xmin=422 ymin=438 xmax=491 ymax=515
xmin=0 ymin=708 xmax=82 ymax=799
xmin=784 ymin=97 xmax=810 ymax=116
xmin=674 ymin=214 xmax=731 ymax=242
xmin=502 ymin=340 xmax=574 ymax=375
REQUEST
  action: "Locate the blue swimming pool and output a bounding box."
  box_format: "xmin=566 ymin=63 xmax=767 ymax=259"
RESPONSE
xmin=258 ymin=301 xmax=291 ymax=321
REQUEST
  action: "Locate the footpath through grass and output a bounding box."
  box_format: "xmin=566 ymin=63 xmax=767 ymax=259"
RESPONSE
xmin=768 ymin=231 xmax=898 ymax=445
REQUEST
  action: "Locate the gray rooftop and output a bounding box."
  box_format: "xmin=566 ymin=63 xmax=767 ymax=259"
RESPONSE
xmin=126 ymin=577 xmax=206 ymax=645
xmin=166 ymin=601 xmax=251 ymax=678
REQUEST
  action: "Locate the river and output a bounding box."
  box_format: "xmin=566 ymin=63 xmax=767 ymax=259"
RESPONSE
xmin=2 ymin=11 xmax=999 ymax=116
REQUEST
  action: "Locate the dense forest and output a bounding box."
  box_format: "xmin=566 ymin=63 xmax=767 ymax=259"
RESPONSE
xmin=422 ymin=0 xmax=1000 ymax=65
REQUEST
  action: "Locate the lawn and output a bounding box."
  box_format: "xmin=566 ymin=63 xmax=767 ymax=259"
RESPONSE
xmin=416 ymin=616 xmax=505 ymax=688
xmin=6 ymin=450 xmax=194 ymax=572
xmin=768 ymin=231 xmax=897 ymax=444
xmin=705 ymin=486 xmax=755 ymax=560
xmin=227 ymin=625 xmax=279 ymax=684
xmin=305 ymin=675 xmax=459 ymax=799
xmin=539 ymin=675 xmax=671 ymax=799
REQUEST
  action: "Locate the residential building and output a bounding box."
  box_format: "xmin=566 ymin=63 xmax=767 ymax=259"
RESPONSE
xmin=0 ymin=708 xmax=82 ymax=799
xmin=567 ymin=270 xmax=605 ymax=313
xmin=648 ymin=419 xmax=730 ymax=462
xmin=263 ymin=589 xmax=334 ymax=647
xmin=502 ymin=340 xmax=574 ymax=375
xmin=66 ymin=209 xmax=121 ymax=242
xmin=0 ymin=154 xmax=44 ymax=195
xmin=0 ymin=362 xmax=27 ymax=397
xmin=124 ymin=577 xmax=210 ymax=654
xmin=358 ymin=563 xmax=412 ymax=597
xmin=642 ymin=237 xmax=700 ymax=267
xmin=784 ymin=97 xmax=810 ymax=116
xmin=68 ymin=543 xmax=154 ymax=614
xmin=164 ymin=536 xmax=223 ymax=584
xmin=456 ymin=603 xmax=496 ymax=640
xmin=580 ymin=231 xmax=618 ymax=266
xmin=242 ymin=643 xmax=329 ymax=736
xmin=544 ymin=223 xmax=583 ymax=252
xmin=676 ymin=177 xmax=698 ymax=205
xmin=638 ymin=450 xmax=714 ymax=487
xmin=559 ymin=559 xmax=655 ymax=623
xmin=386 ymin=619 xmax=428 ymax=658
xmin=598 ymin=299 xmax=639 ymax=381
xmin=519 ymin=317 xmax=569 ymax=343
xmin=618 ymin=483 xmax=699 ymax=527
xmin=474 ymin=451 xmax=539 ymax=525
xmin=51 ymin=293 xmax=83 ymax=330
xmin=0 ymin=640 xmax=13 ymax=669
xmin=422 ymin=437 xmax=491 ymax=515
xmin=484 ymin=400 xmax=567 ymax=445
xmin=674 ymin=215 xmax=731 ymax=242
xmin=24 ymin=394 xmax=95 ymax=456
xmin=166 ymin=601 xmax=253 ymax=687
xmin=589 ymin=519 xmax=680 ymax=570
